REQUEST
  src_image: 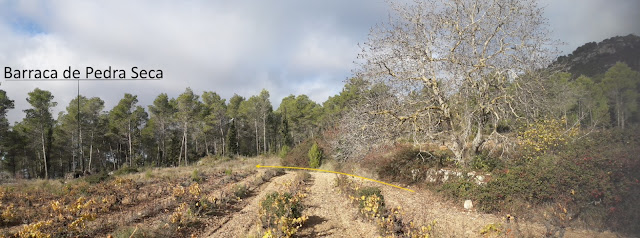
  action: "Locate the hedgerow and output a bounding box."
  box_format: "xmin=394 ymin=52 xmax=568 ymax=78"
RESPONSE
xmin=437 ymin=128 xmax=640 ymax=235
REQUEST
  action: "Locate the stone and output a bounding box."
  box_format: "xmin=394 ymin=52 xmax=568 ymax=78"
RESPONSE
xmin=464 ymin=200 xmax=473 ymax=210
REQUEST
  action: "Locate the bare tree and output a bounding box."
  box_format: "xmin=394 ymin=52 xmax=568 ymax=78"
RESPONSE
xmin=355 ymin=0 xmax=558 ymax=164
xmin=330 ymin=83 xmax=409 ymax=162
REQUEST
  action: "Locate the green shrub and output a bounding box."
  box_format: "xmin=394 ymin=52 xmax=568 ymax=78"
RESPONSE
xmin=308 ymin=142 xmax=323 ymax=168
xmin=113 ymin=166 xmax=139 ymax=176
xmin=279 ymin=145 xmax=290 ymax=159
xmin=144 ymin=169 xmax=154 ymax=179
xmin=438 ymin=178 xmax=478 ymax=201
xmin=470 ymin=153 xmax=503 ymax=172
xmin=191 ymin=169 xmax=201 ymax=182
xmin=224 ymin=168 xmax=232 ymax=176
xmin=83 ymin=171 xmax=110 ymax=184
xmin=232 ymin=184 xmax=248 ymax=198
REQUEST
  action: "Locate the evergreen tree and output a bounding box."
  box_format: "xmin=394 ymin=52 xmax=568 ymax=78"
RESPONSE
xmin=0 ymin=84 xmax=14 ymax=159
xmin=23 ymin=88 xmax=56 ymax=179
xmin=226 ymin=120 xmax=238 ymax=155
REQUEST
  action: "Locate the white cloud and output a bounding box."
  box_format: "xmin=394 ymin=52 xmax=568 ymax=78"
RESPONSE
xmin=0 ymin=0 xmax=638 ymax=124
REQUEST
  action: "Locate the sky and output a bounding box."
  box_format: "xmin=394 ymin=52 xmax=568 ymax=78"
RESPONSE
xmin=1 ymin=0 xmax=639 ymax=124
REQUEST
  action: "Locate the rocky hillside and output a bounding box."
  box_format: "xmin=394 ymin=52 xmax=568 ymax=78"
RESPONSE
xmin=555 ymin=34 xmax=640 ymax=79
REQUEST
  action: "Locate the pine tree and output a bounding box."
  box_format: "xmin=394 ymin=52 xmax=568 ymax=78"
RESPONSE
xmin=280 ymin=112 xmax=292 ymax=147
xmin=226 ymin=120 xmax=238 ymax=155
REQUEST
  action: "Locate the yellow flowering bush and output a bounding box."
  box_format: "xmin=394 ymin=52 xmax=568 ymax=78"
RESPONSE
xmin=48 ymin=197 xmax=98 ymax=231
xmin=172 ymin=184 xmax=186 ymax=198
xmin=188 ymin=183 xmax=201 ymax=197
xmin=518 ymin=117 xmax=578 ymax=158
xmin=259 ymin=191 xmax=308 ymax=238
xmin=17 ymin=220 xmax=53 ymax=238
xmin=1 ymin=202 xmax=17 ymax=225
xmin=170 ymin=202 xmax=195 ymax=226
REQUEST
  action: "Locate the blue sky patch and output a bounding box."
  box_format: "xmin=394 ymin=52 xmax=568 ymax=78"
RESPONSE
xmin=8 ymin=15 xmax=45 ymax=35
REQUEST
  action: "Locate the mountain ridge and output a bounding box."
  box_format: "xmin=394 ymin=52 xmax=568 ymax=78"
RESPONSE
xmin=555 ymin=34 xmax=640 ymax=79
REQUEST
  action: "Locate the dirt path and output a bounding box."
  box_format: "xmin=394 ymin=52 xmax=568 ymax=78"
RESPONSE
xmin=205 ymin=172 xmax=298 ymax=237
xmin=297 ymin=172 xmax=378 ymax=238
xmin=205 ymin=171 xmax=378 ymax=238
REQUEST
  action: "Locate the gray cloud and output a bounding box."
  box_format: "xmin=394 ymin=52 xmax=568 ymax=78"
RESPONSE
xmin=540 ymin=0 xmax=640 ymax=54
xmin=0 ymin=0 xmax=638 ymax=124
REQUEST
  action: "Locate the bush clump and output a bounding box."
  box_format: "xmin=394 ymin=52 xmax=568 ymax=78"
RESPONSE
xmin=364 ymin=144 xmax=452 ymax=183
xmin=470 ymin=153 xmax=503 ymax=172
xmin=259 ymin=191 xmax=307 ymax=237
xmin=191 ymin=169 xmax=201 ymax=182
xmin=281 ymin=140 xmax=314 ymax=167
xmin=356 ymin=186 xmax=385 ymax=218
xmin=83 ymin=171 xmax=111 ymax=184
xmin=112 ymin=166 xmax=139 ymax=176
xmin=232 ymin=184 xmax=248 ymax=199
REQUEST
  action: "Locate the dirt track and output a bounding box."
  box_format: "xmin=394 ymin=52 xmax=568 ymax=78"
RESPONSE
xmin=205 ymin=172 xmax=297 ymax=237
xmin=205 ymin=172 xmax=378 ymax=238
xmin=297 ymin=172 xmax=378 ymax=237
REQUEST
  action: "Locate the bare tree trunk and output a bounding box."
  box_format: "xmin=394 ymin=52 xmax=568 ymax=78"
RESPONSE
xmin=161 ymin=122 xmax=166 ymax=166
xmin=80 ymin=125 xmax=84 ymax=172
xmin=128 ymin=119 xmax=133 ymax=167
xmin=220 ymin=127 xmax=225 ymax=156
xmin=72 ymin=133 xmax=76 ymax=171
xmin=471 ymin=120 xmax=485 ymax=155
xmin=204 ymin=134 xmax=209 ymax=156
xmin=110 ymin=144 xmax=115 ymax=170
xmin=213 ymin=139 xmax=217 ymax=155
xmin=41 ymin=130 xmax=48 ymax=179
xmin=255 ymin=119 xmax=259 ymax=155
xmin=184 ymin=122 xmax=189 ymax=166
xmin=128 ymin=132 xmax=132 ymax=167
xmin=263 ymin=114 xmax=267 ymax=154
xmin=88 ymin=130 xmax=94 ymax=172
xmin=178 ymin=134 xmax=184 ymax=166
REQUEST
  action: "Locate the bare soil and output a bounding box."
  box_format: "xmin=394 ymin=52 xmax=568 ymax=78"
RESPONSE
xmin=297 ymin=172 xmax=378 ymax=238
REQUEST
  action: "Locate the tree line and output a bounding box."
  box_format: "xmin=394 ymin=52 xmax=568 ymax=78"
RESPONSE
xmin=0 ymin=85 xmax=359 ymax=179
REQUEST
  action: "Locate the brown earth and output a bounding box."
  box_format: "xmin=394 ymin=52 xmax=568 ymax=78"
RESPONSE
xmin=1 ymin=158 xmax=629 ymax=238
xmin=296 ymin=172 xmax=378 ymax=238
